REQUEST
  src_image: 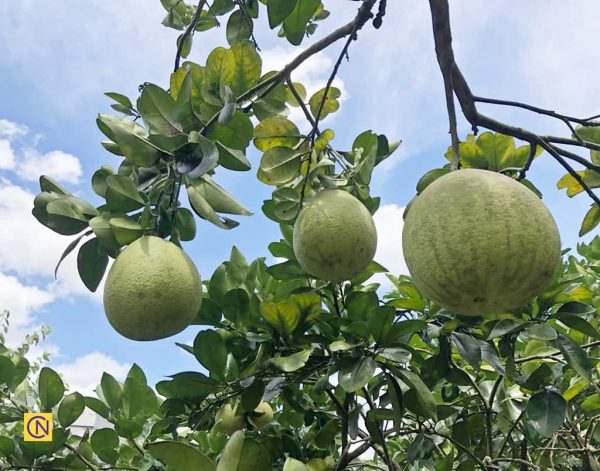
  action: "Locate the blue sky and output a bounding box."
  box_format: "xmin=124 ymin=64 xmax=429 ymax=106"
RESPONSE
xmin=0 ymin=1 xmax=598 ymax=392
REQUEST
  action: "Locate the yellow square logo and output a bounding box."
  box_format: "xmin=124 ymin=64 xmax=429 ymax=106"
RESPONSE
xmin=24 ymin=413 xmax=53 ymax=442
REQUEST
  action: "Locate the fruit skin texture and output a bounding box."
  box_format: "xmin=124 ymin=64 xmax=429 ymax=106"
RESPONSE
xmin=103 ymin=236 xmax=202 ymax=341
xmin=250 ymin=401 xmax=273 ymax=429
xmin=402 ymin=169 xmax=561 ymax=316
xmin=293 ymin=190 xmax=377 ymax=282
xmin=215 ymin=404 xmax=244 ymax=435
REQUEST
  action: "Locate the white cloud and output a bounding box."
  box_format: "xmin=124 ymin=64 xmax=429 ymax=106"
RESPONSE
xmin=0 ymin=140 xmax=16 ymax=169
xmin=54 ymin=351 xmax=129 ymax=395
xmin=16 ymin=148 xmax=82 ymax=184
xmin=0 ymin=272 xmax=55 ymax=345
xmin=372 ymin=204 xmax=408 ymax=289
xmin=0 ymin=119 xmax=28 ymax=139
xmin=0 ymin=179 xmax=103 ymax=302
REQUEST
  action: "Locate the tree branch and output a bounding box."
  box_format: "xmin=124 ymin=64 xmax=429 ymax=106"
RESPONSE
xmin=174 ymin=1 xmax=208 ymax=72
xmin=427 ymin=0 xmax=600 ymax=207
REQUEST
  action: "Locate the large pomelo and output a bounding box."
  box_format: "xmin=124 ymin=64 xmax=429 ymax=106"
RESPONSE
xmin=103 ymin=236 xmax=202 ymax=340
xmin=293 ymin=189 xmax=377 ymax=282
xmin=402 ymin=169 xmax=561 ymax=315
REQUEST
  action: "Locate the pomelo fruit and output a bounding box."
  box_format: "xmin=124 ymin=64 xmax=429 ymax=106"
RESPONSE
xmin=215 ymin=404 xmax=245 ymax=435
xmin=293 ymin=189 xmax=377 ymax=282
xmin=103 ymin=236 xmax=202 ymax=340
xmin=249 ymin=401 xmax=273 ymax=429
xmin=402 ymin=169 xmax=561 ymax=315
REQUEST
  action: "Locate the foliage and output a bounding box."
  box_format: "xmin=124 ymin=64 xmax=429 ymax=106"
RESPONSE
xmin=3 ymin=0 xmax=600 ymax=470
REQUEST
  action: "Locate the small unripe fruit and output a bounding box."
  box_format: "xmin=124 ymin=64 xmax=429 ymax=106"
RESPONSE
xmin=250 ymin=401 xmax=273 ymax=429
xmin=215 ymin=404 xmax=244 ymax=435
xmin=293 ymin=190 xmax=377 ymax=282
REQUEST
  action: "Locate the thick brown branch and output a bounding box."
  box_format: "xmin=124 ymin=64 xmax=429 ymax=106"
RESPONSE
xmin=428 ymin=0 xmax=600 ymax=207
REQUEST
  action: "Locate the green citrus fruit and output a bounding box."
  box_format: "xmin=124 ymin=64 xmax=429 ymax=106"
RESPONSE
xmin=103 ymin=236 xmax=202 ymax=340
xmin=215 ymin=404 xmax=244 ymax=435
xmin=250 ymin=401 xmax=273 ymax=429
xmin=293 ymin=190 xmax=377 ymax=282
xmin=402 ymin=169 xmax=561 ymax=316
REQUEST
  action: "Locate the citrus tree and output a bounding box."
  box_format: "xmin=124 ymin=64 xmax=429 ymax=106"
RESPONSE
xmin=1 ymin=0 xmax=600 ymax=470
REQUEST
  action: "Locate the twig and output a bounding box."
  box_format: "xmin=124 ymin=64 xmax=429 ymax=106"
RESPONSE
xmin=492 ymin=457 xmax=541 ymax=471
xmin=498 ymin=410 xmax=525 ymax=455
xmin=234 ymin=0 xmax=259 ymax=49
xmin=237 ymin=0 xmax=377 ymax=106
xmin=174 ymin=1 xmax=208 ymax=72
xmin=427 ymin=0 xmax=600 ymax=207
xmin=473 ymin=96 xmax=600 ymax=127
xmin=64 ymin=443 xmax=100 ymax=471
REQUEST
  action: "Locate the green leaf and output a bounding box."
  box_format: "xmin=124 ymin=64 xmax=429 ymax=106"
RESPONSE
xmin=137 ymin=83 xmax=182 ymax=136
xmin=526 ymin=388 xmax=566 ymax=437
xmin=554 ymin=302 xmax=600 ymax=339
xmin=226 ymin=10 xmax=252 ymax=45
xmin=221 ymin=41 xmax=262 ymax=96
xmin=39 ymin=175 xmax=71 ymax=195
xmin=38 ymin=367 xmax=65 ymax=411
xmin=91 ymin=165 xmax=115 ymax=198
xmin=149 ymin=441 xmax=216 ymax=471
xmin=574 ymin=124 xmax=600 ymax=145
xmin=260 ymin=299 xmax=301 ymax=335
xmin=40 ymin=196 xmax=95 ymax=235
xmin=217 ymin=430 xmax=245 ymax=471
xmin=241 ymin=380 xmax=265 ymax=413
xmin=77 ymin=238 xmax=109 ymax=292
xmin=114 ymin=418 xmax=143 ymax=439
xmin=557 ymin=170 xmax=600 ymax=197
xmin=208 ymin=111 xmax=253 ymax=151
xmin=282 ymin=0 xmax=320 ymax=45
xmin=268 ymin=349 xmax=312 ymax=372
xmin=122 ymin=377 xmax=158 ymax=418
xmin=189 ymin=175 xmax=251 ymax=216
xmin=236 ymin=439 xmax=271 ymax=471
xmin=187 ymin=184 xmax=240 ymax=230
xmin=10 ymin=357 xmax=29 ymax=390
xmin=97 ymin=114 xmax=163 ymax=167
xmin=487 ymin=319 xmax=524 ymax=339
xmin=272 ymin=187 xmax=301 ymax=221
xmin=91 ymin=428 xmax=119 ymax=465
xmin=108 ymin=215 xmax=143 ymax=245
xmin=100 ymin=372 xmax=122 ymax=411
xmin=338 ymin=356 xmax=376 ymax=392
xmin=57 ymin=392 xmax=85 ymax=427
xmin=169 ymin=372 xmax=219 ymax=401
xmin=309 ymin=87 xmax=341 ymax=120
xmin=105 ymin=92 xmax=133 ymax=110
xmin=0 ymin=436 xmax=15 ymax=457
xmin=391 ymin=367 xmax=437 ymax=420
xmin=551 ymin=335 xmax=594 ymax=380
xmin=217 ymin=143 xmax=251 ymax=171
xmin=193 ymin=330 xmax=227 ymax=380
xmin=254 ymin=117 xmax=301 ymax=151
xmin=105 ymin=174 xmax=146 ymax=212
xmin=451 ymin=332 xmax=482 ymax=371
xmin=175 ymin=207 xmax=196 ymax=241
xmin=174 ymin=139 xmax=219 ymax=179
xmin=268 ymin=0 xmax=297 ymax=28
xmin=259 ymin=146 xmax=302 ymax=185
xmin=525 ymin=324 xmax=558 ymax=341
xmin=580 ymin=204 xmax=600 ymax=236
xmin=84 ymin=396 xmax=110 ymax=420
xmin=416 ymin=168 xmax=452 ymax=193
xmin=0 ymin=356 xmax=15 ymax=385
